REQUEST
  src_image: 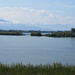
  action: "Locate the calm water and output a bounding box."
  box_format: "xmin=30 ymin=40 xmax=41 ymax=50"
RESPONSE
xmin=0 ymin=35 xmax=75 ymax=65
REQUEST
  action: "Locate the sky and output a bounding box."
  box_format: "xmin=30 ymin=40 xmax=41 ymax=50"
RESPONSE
xmin=0 ymin=0 xmax=75 ymax=30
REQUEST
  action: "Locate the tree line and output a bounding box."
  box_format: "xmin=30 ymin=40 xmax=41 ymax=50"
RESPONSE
xmin=0 ymin=32 xmax=23 ymax=35
xmin=31 ymin=28 xmax=75 ymax=37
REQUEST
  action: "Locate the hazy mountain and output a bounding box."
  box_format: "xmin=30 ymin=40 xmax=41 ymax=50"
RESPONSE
xmin=0 ymin=19 xmax=9 ymax=22
xmin=0 ymin=23 xmax=43 ymax=30
xmin=0 ymin=22 xmax=75 ymax=31
xmin=37 ymin=24 xmax=75 ymax=31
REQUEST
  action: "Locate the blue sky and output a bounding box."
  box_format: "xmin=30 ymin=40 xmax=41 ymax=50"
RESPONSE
xmin=0 ymin=0 xmax=75 ymax=30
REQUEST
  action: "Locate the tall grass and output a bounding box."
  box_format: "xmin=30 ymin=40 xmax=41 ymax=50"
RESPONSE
xmin=0 ymin=63 xmax=75 ymax=75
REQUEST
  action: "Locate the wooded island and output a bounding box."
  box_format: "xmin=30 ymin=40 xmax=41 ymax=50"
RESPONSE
xmin=0 ymin=28 xmax=75 ymax=37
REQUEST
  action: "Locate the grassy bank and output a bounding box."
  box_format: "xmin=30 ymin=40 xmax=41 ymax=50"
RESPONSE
xmin=0 ymin=63 xmax=75 ymax=75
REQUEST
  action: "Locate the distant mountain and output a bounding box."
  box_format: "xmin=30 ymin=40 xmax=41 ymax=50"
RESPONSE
xmin=36 ymin=24 xmax=75 ymax=31
xmin=0 ymin=19 xmax=9 ymax=22
xmin=0 ymin=23 xmax=75 ymax=31
xmin=0 ymin=23 xmax=43 ymax=30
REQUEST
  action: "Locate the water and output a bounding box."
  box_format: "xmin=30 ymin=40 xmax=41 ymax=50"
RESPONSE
xmin=23 ymin=32 xmax=51 ymax=36
xmin=0 ymin=35 xmax=75 ymax=65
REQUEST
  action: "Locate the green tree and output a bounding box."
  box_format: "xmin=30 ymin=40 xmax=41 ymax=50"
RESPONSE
xmin=71 ymin=28 xmax=75 ymax=33
xmin=31 ymin=32 xmax=41 ymax=36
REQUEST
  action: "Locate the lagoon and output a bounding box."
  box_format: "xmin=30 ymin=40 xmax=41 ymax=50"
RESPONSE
xmin=0 ymin=35 xmax=75 ymax=65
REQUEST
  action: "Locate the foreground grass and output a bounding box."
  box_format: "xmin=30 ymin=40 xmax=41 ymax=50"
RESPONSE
xmin=0 ymin=63 xmax=75 ymax=75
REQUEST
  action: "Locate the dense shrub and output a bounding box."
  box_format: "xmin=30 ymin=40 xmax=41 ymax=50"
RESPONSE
xmin=0 ymin=32 xmax=23 ymax=35
xmin=71 ymin=28 xmax=75 ymax=33
xmin=44 ymin=31 xmax=75 ymax=37
xmin=31 ymin=32 xmax=42 ymax=36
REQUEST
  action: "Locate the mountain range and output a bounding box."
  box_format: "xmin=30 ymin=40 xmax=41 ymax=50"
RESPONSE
xmin=0 ymin=22 xmax=75 ymax=31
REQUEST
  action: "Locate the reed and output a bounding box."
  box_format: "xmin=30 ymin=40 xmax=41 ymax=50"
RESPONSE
xmin=0 ymin=63 xmax=75 ymax=75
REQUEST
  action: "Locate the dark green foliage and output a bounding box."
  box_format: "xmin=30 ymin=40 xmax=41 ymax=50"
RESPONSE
xmin=44 ymin=31 xmax=75 ymax=37
xmin=71 ymin=28 xmax=75 ymax=33
xmin=44 ymin=34 xmax=51 ymax=37
xmin=0 ymin=63 xmax=75 ymax=75
xmin=0 ymin=32 xmax=23 ymax=35
xmin=42 ymin=28 xmax=75 ymax=37
xmin=31 ymin=32 xmax=42 ymax=36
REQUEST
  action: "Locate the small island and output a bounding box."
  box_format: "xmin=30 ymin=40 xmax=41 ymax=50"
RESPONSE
xmin=0 ymin=30 xmax=24 ymax=35
xmin=31 ymin=28 xmax=75 ymax=37
xmin=0 ymin=32 xmax=24 ymax=35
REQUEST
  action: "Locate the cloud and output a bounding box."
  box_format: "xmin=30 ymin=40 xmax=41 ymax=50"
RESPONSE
xmin=0 ymin=7 xmax=75 ymax=25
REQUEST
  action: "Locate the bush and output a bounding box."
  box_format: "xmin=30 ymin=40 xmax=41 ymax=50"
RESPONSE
xmin=31 ymin=32 xmax=42 ymax=36
xmin=47 ymin=31 xmax=75 ymax=37
xmin=71 ymin=28 xmax=75 ymax=33
xmin=0 ymin=32 xmax=23 ymax=35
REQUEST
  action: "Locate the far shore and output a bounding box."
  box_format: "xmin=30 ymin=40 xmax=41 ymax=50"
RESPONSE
xmin=0 ymin=28 xmax=75 ymax=37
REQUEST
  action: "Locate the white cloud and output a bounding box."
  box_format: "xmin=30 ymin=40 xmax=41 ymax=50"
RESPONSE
xmin=0 ymin=7 xmax=75 ymax=25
